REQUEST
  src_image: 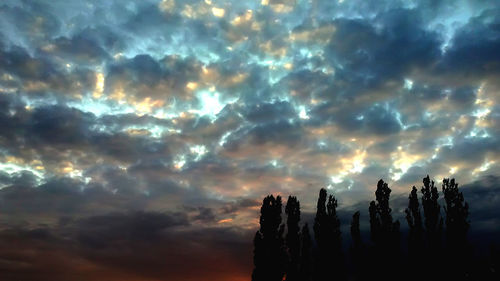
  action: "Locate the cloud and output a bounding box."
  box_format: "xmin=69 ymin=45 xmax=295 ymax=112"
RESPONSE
xmin=439 ymin=8 xmax=500 ymax=76
xmin=48 ymin=32 xmax=110 ymax=65
xmin=0 ymin=212 xmax=253 ymax=281
xmin=0 ymin=1 xmax=499 ymax=279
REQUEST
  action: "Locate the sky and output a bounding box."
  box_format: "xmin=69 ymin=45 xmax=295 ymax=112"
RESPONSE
xmin=0 ymin=0 xmax=499 ymax=280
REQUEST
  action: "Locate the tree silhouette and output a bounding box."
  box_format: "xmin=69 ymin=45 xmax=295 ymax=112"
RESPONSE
xmin=368 ymin=179 xmax=400 ymax=281
xmin=442 ymin=178 xmax=471 ymax=280
xmin=249 ymin=176 xmax=494 ymax=281
xmin=405 ymin=185 xmax=427 ymax=281
xmin=285 ymin=196 xmax=301 ymax=281
xmin=369 ymin=179 xmax=400 ymax=250
xmin=252 ymin=195 xmax=286 ymax=281
xmin=313 ymin=188 xmax=344 ymax=281
xmin=442 ymin=178 xmax=469 ymax=248
xmin=350 ymin=211 xmax=363 ymax=252
xmin=418 ymin=175 xmax=443 ymax=280
xmin=420 ymin=175 xmax=443 ymax=251
xmin=405 ymin=186 xmax=424 ymax=256
xmin=350 ymin=211 xmax=368 ymax=281
xmin=299 ymin=223 xmax=312 ymax=281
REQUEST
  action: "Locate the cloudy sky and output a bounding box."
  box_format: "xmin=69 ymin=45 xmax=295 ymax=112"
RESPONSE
xmin=0 ymin=0 xmax=499 ymax=280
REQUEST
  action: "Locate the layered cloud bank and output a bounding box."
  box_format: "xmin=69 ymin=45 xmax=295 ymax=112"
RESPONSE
xmin=0 ymin=0 xmax=499 ymax=280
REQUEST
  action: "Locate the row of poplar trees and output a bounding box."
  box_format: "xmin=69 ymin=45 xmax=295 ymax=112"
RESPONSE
xmin=251 ymin=176 xmax=494 ymax=281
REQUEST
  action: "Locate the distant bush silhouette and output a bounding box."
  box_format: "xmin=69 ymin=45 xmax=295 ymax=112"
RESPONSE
xmin=251 ymin=176 xmax=495 ymax=281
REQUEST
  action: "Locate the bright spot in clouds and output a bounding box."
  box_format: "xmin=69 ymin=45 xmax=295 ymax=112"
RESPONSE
xmin=190 ymin=145 xmax=208 ymax=161
xmin=298 ymin=105 xmax=309 ymax=119
xmin=174 ymin=155 xmax=186 ymax=170
xmin=92 ymin=72 xmax=105 ymax=98
xmin=212 ymin=7 xmax=225 ymax=17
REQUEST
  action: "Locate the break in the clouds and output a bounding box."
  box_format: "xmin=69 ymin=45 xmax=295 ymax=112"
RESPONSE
xmin=0 ymin=0 xmax=499 ymax=280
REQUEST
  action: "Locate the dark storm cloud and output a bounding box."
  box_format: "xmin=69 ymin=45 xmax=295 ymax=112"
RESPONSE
xmin=92 ymin=133 xmax=169 ymax=163
xmin=395 ymin=165 xmax=431 ymax=186
xmin=438 ymin=8 xmax=500 ymax=76
xmin=407 ymin=84 xmax=447 ymax=102
xmin=0 ymin=170 xmax=38 ymax=187
xmin=311 ymin=102 xmax=402 ymax=136
xmin=325 ymin=9 xmax=440 ymax=94
xmin=0 ymin=169 xmax=225 ymax=223
xmin=0 ymin=46 xmax=56 ymax=81
xmin=219 ymin=198 xmax=261 ymax=214
xmin=243 ymin=101 xmax=296 ymax=123
xmin=0 ymin=177 xmax=139 ymax=218
xmin=106 ymin=54 xmax=167 ymax=97
xmin=96 ymin=112 xmax=171 ymax=127
xmin=276 ymin=69 xmax=334 ymax=102
xmin=223 ymin=120 xmax=304 ymax=152
xmin=122 ymin=1 xmax=223 ymax=48
xmin=0 ymin=46 xmax=96 ymax=99
xmin=437 ymin=137 xmax=499 ymax=167
xmin=30 ymin=105 xmax=95 ymax=146
xmin=342 ymin=103 xmax=403 ymax=135
xmin=449 ymin=86 xmax=477 ymax=106
xmin=122 ymin=2 xmax=183 ymax=34
xmin=249 ymin=120 xmax=303 ymax=145
xmin=461 ymin=175 xmax=500 ymax=234
xmin=0 ymin=93 xmax=180 ymax=169
xmin=0 ymin=2 xmax=60 ymax=49
xmin=48 ymin=32 xmax=110 ymax=65
xmin=76 ymin=211 xmax=189 ymax=245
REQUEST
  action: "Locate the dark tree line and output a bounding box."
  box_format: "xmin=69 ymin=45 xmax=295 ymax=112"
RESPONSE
xmin=252 ymin=195 xmax=287 ymax=281
xmin=251 ymin=176 xmax=498 ymax=281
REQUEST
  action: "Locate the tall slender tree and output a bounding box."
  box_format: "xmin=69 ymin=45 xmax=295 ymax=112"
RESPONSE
xmin=285 ymin=196 xmax=301 ymax=281
xmin=369 ymin=179 xmax=400 ymax=250
xmin=350 ymin=211 xmax=368 ymax=281
xmin=442 ymin=178 xmax=469 ymax=248
xmin=442 ymin=178 xmax=471 ymax=280
xmin=248 ymin=175 xmax=486 ymax=281
xmin=420 ymin=175 xmax=443 ymax=251
xmin=252 ymin=195 xmax=286 ymax=281
xmin=405 ymin=185 xmax=425 ymax=281
xmin=418 ymin=175 xmax=443 ymax=280
xmin=299 ymin=223 xmax=312 ymax=281
xmin=351 ymin=211 xmax=363 ymax=252
xmin=313 ymin=188 xmax=344 ymax=281
xmin=405 ymin=186 xmax=424 ymax=254
xmin=368 ymin=179 xmax=400 ymax=281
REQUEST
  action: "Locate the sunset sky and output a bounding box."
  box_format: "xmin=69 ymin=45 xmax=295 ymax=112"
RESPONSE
xmin=0 ymin=0 xmax=499 ymax=280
